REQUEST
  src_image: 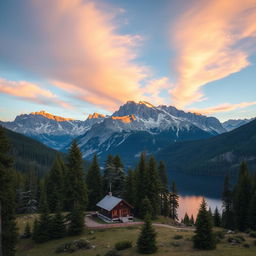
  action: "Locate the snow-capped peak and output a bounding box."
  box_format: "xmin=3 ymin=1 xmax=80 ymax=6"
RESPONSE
xmin=30 ymin=110 xmax=74 ymax=122
xmin=87 ymin=112 xmax=106 ymax=119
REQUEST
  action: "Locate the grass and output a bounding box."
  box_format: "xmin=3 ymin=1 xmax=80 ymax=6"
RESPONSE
xmin=16 ymin=214 xmax=256 ymax=256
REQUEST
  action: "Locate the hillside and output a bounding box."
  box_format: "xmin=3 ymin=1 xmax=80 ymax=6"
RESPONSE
xmin=157 ymin=119 xmax=256 ymax=176
xmin=3 ymin=127 xmax=58 ymax=176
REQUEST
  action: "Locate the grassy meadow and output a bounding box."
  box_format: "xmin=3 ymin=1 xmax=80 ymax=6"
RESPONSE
xmin=16 ymin=214 xmax=256 ymax=256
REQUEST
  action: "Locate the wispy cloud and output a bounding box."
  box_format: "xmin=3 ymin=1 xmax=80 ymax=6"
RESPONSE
xmin=0 ymin=78 xmax=72 ymax=109
xmin=171 ymin=0 xmax=256 ymax=108
xmin=190 ymin=101 xmax=256 ymax=115
xmin=0 ymin=0 xmax=169 ymax=110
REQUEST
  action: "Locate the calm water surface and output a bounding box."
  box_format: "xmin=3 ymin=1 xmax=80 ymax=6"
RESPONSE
xmin=170 ymin=171 xmax=224 ymax=220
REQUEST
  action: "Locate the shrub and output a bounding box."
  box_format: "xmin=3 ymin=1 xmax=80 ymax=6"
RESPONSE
xmin=55 ymin=239 xmax=91 ymax=253
xmin=73 ymin=239 xmax=91 ymax=249
xmin=55 ymin=242 xmax=73 ymax=253
xmin=227 ymin=235 xmax=245 ymax=244
xmin=249 ymin=231 xmax=256 ymax=238
xmin=115 ymin=240 xmax=132 ymax=250
xmin=173 ymin=235 xmax=183 ymax=240
xmin=104 ymin=250 xmax=121 ymax=256
xmin=243 ymin=243 xmax=250 ymax=248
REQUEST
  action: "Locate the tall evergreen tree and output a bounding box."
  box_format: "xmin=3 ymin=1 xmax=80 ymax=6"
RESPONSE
xmin=233 ymin=162 xmax=251 ymax=231
xmin=64 ymin=141 xmax=88 ymax=211
xmin=35 ymin=189 xmax=51 ymax=243
xmin=0 ymin=127 xmax=18 ymax=256
xmin=190 ymin=215 xmax=195 ymax=225
xmin=140 ymin=197 xmax=153 ymax=220
xmin=169 ymin=181 xmax=179 ymax=221
xmin=123 ymin=169 xmax=136 ymax=206
xmin=46 ymin=154 xmax=65 ymax=212
xmin=146 ymin=156 xmax=160 ymax=218
xmin=213 ymin=207 xmax=221 ymax=227
xmin=183 ymin=213 xmax=190 ymax=226
xmin=137 ymin=214 xmax=157 ymax=254
xmin=103 ymin=155 xmax=114 ymax=194
xmin=221 ymin=174 xmax=235 ymax=229
xmin=193 ymin=198 xmax=216 ymax=250
xmin=68 ymin=206 xmax=85 ymax=236
xmin=86 ymin=155 xmax=102 ymax=210
xmin=49 ymin=210 xmax=66 ymax=239
xmin=136 ymin=153 xmax=147 ymax=215
xmin=102 ymin=155 xmax=125 ymax=197
xmin=158 ymin=161 xmax=169 ymax=216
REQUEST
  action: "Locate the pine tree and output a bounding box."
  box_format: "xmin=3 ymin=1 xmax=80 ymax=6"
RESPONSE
xmin=49 ymin=210 xmax=66 ymax=239
xmin=193 ymin=198 xmax=216 ymax=250
xmin=146 ymin=156 xmax=160 ymax=218
xmin=35 ymin=189 xmax=51 ymax=243
xmin=248 ymin=192 xmax=256 ymax=230
xmin=158 ymin=161 xmax=169 ymax=216
xmin=221 ymin=174 xmax=235 ymax=229
xmin=137 ymin=214 xmax=157 ymax=254
xmin=86 ymin=155 xmax=102 ymax=210
xmin=183 ymin=213 xmax=190 ymax=226
xmin=123 ymin=169 xmax=136 ymax=206
xmin=162 ymin=193 xmax=169 ymax=217
xmin=0 ymin=127 xmax=18 ymax=256
xmin=233 ymin=162 xmax=251 ymax=231
xmin=169 ymin=181 xmax=179 ymax=221
xmin=103 ymin=155 xmax=114 ymax=194
xmin=136 ymin=153 xmax=147 ymax=216
xmin=46 ymin=154 xmax=65 ymax=212
xmin=213 ymin=207 xmax=221 ymax=227
xmin=23 ymin=222 xmax=31 ymax=238
xmin=64 ymin=141 xmax=88 ymax=211
xmin=112 ymin=156 xmax=125 ymax=197
xmin=190 ymin=215 xmax=195 ymax=225
xmin=140 ymin=197 xmax=153 ymax=220
xmin=68 ymin=206 xmax=85 ymax=236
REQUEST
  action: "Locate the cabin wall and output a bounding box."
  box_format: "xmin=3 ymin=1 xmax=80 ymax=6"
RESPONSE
xmin=111 ymin=201 xmax=132 ymax=218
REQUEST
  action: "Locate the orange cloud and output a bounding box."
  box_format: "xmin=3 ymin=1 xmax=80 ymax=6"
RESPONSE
xmin=189 ymin=101 xmax=256 ymax=115
xmin=171 ymin=0 xmax=256 ymax=108
xmin=0 ymin=78 xmax=72 ymax=109
xmin=6 ymin=0 xmax=157 ymax=111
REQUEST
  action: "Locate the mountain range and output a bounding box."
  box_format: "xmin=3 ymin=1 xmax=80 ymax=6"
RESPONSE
xmin=157 ymin=119 xmax=256 ymax=175
xmin=0 ymin=101 xmax=254 ymax=169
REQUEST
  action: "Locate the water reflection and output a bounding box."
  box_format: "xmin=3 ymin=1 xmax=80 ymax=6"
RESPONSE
xmin=178 ymin=196 xmax=222 ymax=220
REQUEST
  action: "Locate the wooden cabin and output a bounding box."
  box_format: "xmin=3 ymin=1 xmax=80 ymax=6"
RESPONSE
xmin=96 ymin=194 xmax=133 ymax=222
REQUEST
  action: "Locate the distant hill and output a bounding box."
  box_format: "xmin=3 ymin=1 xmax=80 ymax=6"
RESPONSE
xmin=3 ymin=126 xmax=59 ymax=176
xmin=157 ymin=119 xmax=256 ymax=176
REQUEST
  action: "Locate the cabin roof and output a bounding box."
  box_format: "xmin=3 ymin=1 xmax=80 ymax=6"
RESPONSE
xmin=96 ymin=195 xmax=131 ymax=211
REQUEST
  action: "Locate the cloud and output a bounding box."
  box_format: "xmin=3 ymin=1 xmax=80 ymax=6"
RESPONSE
xmin=0 ymin=78 xmax=72 ymax=109
xmin=171 ymin=0 xmax=256 ymax=108
xmin=0 ymin=0 xmax=169 ymax=111
xmin=189 ymin=101 xmax=256 ymax=115
xmin=142 ymin=77 xmax=172 ymax=105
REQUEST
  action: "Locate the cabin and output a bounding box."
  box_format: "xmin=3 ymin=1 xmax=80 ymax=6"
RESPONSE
xmin=96 ymin=193 xmax=133 ymax=223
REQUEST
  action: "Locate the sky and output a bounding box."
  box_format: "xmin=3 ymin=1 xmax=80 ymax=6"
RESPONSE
xmin=0 ymin=0 xmax=256 ymax=122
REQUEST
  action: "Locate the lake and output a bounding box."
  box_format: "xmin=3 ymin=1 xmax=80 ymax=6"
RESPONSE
xmin=170 ymin=171 xmax=224 ymax=220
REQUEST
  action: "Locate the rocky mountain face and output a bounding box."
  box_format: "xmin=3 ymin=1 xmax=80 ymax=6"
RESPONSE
xmin=0 ymin=111 xmax=105 ymax=150
xmin=76 ymin=101 xmax=225 ymax=163
xmin=222 ymin=118 xmax=255 ymax=132
xmin=0 ymin=102 xmax=227 ymax=164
